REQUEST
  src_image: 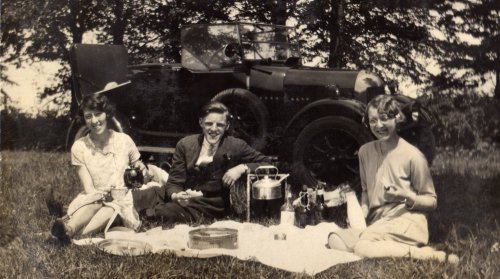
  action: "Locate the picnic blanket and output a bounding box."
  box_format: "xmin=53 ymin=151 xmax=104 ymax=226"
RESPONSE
xmin=73 ymin=220 xmax=361 ymax=275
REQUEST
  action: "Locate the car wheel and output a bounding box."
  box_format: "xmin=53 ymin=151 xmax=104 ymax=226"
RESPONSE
xmin=292 ymin=116 xmax=373 ymax=192
xmin=212 ymin=88 xmax=269 ymax=151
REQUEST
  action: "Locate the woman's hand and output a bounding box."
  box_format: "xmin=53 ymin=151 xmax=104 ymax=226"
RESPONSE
xmin=383 ymin=185 xmax=411 ymax=203
xmin=132 ymin=160 xmax=148 ymax=178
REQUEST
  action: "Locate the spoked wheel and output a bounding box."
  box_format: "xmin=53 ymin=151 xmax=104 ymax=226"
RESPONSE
xmin=292 ymin=116 xmax=373 ymax=192
xmin=212 ymin=88 xmax=269 ymax=151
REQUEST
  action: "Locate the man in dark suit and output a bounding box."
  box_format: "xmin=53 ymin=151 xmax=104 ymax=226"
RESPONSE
xmin=133 ymin=101 xmax=270 ymax=223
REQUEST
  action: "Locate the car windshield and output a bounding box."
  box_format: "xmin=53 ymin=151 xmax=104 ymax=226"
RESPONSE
xmin=181 ymin=23 xmax=300 ymax=71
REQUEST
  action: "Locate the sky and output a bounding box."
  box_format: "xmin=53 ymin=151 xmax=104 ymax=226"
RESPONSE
xmin=3 ymin=60 xmax=63 ymax=114
xmin=1 ymin=31 xmax=100 ymax=115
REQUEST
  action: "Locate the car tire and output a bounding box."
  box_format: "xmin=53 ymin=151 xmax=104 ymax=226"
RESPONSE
xmin=212 ymin=88 xmax=269 ymax=151
xmin=292 ymin=116 xmax=373 ymax=193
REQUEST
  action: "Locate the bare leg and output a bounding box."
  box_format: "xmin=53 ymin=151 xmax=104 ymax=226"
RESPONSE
xmin=328 ymin=233 xmax=352 ymax=252
xmin=80 ymin=206 xmax=115 ymax=235
xmin=66 ymin=203 xmax=102 ymax=234
xmin=354 ymin=240 xmax=458 ymax=263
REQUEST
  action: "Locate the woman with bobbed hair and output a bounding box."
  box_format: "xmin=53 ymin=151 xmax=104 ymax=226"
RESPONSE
xmin=51 ymin=94 xmax=146 ymax=242
xmin=328 ymin=95 xmax=458 ymax=263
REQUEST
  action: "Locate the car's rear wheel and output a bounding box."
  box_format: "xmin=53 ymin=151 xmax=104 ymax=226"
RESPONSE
xmin=292 ymin=116 xmax=373 ymax=192
xmin=212 ymin=88 xmax=269 ymax=151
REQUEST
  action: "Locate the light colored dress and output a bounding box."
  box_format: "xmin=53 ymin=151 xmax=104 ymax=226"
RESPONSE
xmin=67 ymin=130 xmax=141 ymax=231
xmin=331 ymin=138 xmax=437 ymax=249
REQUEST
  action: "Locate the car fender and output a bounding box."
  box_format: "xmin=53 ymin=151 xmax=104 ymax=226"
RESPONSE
xmin=284 ymin=98 xmax=367 ymax=137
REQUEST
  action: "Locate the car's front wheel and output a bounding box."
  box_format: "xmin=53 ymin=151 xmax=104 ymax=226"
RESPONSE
xmin=292 ymin=116 xmax=373 ymax=192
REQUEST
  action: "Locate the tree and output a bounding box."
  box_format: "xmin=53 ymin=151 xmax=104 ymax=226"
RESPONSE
xmin=2 ymin=0 xmax=236 ymax=113
xmin=233 ymin=0 xmax=295 ymax=25
xmin=430 ymin=0 xmax=500 ymax=99
xmin=296 ymin=0 xmax=445 ymax=86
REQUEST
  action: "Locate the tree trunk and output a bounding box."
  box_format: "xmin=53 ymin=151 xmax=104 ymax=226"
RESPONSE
xmin=274 ymin=0 xmax=287 ymax=25
xmin=327 ymin=0 xmax=345 ymax=68
xmin=112 ymin=0 xmax=127 ymax=45
xmin=68 ymin=1 xmax=84 ymax=44
xmin=68 ymin=0 xmax=84 ymax=116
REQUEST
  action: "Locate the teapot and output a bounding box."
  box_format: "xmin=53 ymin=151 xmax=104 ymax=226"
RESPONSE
xmin=252 ymin=166 xmax=289 ymax=200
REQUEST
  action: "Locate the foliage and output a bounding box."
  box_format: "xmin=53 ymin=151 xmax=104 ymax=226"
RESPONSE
xmin=0 ymin=107 xmax=70 ymax=151
xmin=429 ymin=0 xmax=500 ymax=99
xmin=3 ymin=0 xmax=499 ymax=112
xmin=1 ymin=150 xmax=499 ymax=277
xmin=420 ymin=91 xmax=500 ymax=150
xmin=2 ymin=0 xmax=236 ymax=111
xmin=295 ymin=1 xmax=438 ymax=78
xmin=234 ymin=0 xmax=291 ymax=25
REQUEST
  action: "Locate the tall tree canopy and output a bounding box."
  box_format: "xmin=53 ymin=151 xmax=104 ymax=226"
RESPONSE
xmin=2 ymin=0 xmax=498 ymax=112
xmin=2 ymin=0 xmax=234 ymax=110
xmin=430 ymin=0 xmax=499 ymax=99
xmin=296 ymin=1 xmax=445 ymax=85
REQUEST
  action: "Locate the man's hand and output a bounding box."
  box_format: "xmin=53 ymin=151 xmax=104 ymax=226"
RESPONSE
xmin=222 ymin=164 xmax=248 ymax=187
xmin=171 ymin=191 xmax=191 ymax=201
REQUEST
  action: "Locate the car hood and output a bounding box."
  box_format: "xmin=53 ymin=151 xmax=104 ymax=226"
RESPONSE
xmin=250 ymin=65 xmax=384 ymax=102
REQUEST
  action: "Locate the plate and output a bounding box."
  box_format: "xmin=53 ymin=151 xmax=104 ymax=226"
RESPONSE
xmin=97 ymin=239 xmax=152 ymax=256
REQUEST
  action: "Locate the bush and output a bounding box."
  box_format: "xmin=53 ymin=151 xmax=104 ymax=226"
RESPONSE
xmin=1 ymin=108 xmax=70 ymax=151
xmin=421 ymin=91 xmax=500 ymax=150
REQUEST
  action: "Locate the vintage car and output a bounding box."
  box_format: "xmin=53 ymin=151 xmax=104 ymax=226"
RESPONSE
xmin=68 ymin=22 xmax=434 ymax=191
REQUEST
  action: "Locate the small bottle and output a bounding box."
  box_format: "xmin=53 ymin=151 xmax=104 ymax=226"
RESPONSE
xmin=315 ymin=182 xmax=326 ymax=223
xmin=280 ymin=183 xmax=295 ymax=226
xmin=295 ymin=185 xmax=309 ymax=228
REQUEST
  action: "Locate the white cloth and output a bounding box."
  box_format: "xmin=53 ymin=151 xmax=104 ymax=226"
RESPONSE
xmin=74 ymin=221 xmax=360 ymax=275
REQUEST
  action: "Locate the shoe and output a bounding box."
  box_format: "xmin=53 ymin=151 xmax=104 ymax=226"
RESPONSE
xmin=51 ymin=217 xmax=74 ymax=244
xmin=45 ymin=188 xmax=64 ymax=217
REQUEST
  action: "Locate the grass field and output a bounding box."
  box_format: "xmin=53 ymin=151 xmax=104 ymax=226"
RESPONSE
xmin=1 ymin=150 xmax=499 ymax=278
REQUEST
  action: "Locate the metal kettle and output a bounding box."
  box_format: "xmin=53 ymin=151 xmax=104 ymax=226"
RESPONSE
xmin=251 ymin=166 xmax=289 ymax=200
